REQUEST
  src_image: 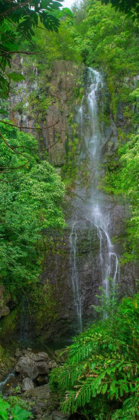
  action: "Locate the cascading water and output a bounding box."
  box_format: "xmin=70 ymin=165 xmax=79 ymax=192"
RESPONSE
xmin=70 ymin=222 xmax=82 ymax=332
xmin=0 ymin=372 xmax=14 ymax=394
xmin=70 ymin=68 xmax=119 ymax=329
xmin=20 ymin=295 xmax=29 ymax=343
xmin=93 ymin=205 xmax=119 ymax=297
xmin=86 ymin=68 xmax=103 ymax=159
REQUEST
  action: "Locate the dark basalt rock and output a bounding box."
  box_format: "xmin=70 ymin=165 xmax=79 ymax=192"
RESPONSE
xmin=15 ymin=351 xmax=51 ymax=379
xmin=22 ymin=377 xmax=34 ymax=391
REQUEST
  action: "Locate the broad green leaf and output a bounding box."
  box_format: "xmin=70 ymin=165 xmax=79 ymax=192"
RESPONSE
xmin=11 ymin=405 xmax=33 ymax=420
xmin=102 ymin=383 xmax=108 ymax=394
xmin=0 ymin=399 xmax=9 ymax=420
xmin=8 ymin=72 xmax=25 ymax=82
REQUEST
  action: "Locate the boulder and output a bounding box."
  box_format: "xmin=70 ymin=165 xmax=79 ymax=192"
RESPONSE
xmin=42 ymin=416 xmax=52 ymax=420
xmin=36 ymin=361 xmax=49 ymax=375
xmin=22 ymin=378 xmax=34 ymax=391
xmin=52 ymin=411 xmax=70 ymax=420
xmin=15 ymin=356 xmax=39 ymax=380
xmin=22 ymin=351 xmax=38 ymax=361
xmin=15 ymin=349 xmax=22 ymax=358
xmin=25 ymin=383 xmax=50 ymax=399
xmin=15 ymin=352 xmax=50 ymax=379
xmin=0 ymin=306 xmax=10 ymax=318
xmin=35 ymin=352 xmax=50 ymax=362
xmin=48 ymin=361 xmax=57 ymax=370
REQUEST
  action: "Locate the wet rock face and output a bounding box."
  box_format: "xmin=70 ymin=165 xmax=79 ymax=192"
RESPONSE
xmin=41 ymin=222 xmax=102 ymax=333
xmin=22 ymin=377 xmax=34 ymax=391
xmin=10 ymin=59 xmax=85 ymax=167
xmin=69 ymin=221 xmax=101 ymax=326
xmin=1 ymin=61 xmax=137 ymax=343
xmin=40 ymin=197 xmax=138 ymax=336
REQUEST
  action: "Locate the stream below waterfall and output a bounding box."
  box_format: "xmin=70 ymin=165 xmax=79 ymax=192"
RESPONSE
xmin=69 ymin=68 xmax=120 ymax=331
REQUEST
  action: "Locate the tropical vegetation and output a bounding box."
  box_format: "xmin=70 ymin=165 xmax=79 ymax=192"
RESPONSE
xmin=50 ymin=292 xmax=139 ymax=420
xmin=0 ymin=122 xmax=65 ymax=296
xmin=0 ymin=395 xmax=33 ymax=420
xmin=69 ymin=0 xmax=139 ymax=259
xmin=0 ymin=1 xmax=138 ymax=420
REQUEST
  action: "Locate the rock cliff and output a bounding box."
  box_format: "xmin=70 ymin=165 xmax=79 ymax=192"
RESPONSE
xmin=1 ymin=60 xmax=138 ymax=345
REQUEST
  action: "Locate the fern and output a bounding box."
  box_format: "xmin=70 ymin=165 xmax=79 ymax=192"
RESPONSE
xmin=50 ymin=294 xmax=139 ymax=419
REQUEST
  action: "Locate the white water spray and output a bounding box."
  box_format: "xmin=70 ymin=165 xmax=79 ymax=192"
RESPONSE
xmin=70 ymin=223 xmax=82 ymax=332
xmin=93 ymin=205 xmax=119 ymax=296
xmin=70 ymin=68 xmax=119 ymax=329
xmin=0 ymin=372 xmax=14 ymax=394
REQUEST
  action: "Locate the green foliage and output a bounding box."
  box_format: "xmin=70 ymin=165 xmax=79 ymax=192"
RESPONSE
xmin=104 ymin=134 xmax=139 ymax=260
xmin=69 ymin=1 xmax=139 ymax=125
xmin=0 ymin=0 xmax=62 ymax=40
xmin=102 ymin=0 xmax=139 ymax=19
xmin=0 ymin=0 xmax=71 ymax=105
xmin=0 ymin=396 xmax=33 ymax=420
xmin=76 ymin=1 xmax=138 ymax=76
xmin=68 ymin=0 xmax=139 ymax=260
xmin=0 ymin=122 xmax=65 ymax=295
xmin=28 ymin=91 xmax=51 ymax=122
xmin=31 ymin=279 xmax=59 ymax=330
xmin=8 ymin=73 xmax=25 ymax=83
xmin=33 ymin=19 xmax=82 ymax=63
xmin=50 ymin=293 xmax=139 ymax=419
xmin=0 ymin=345 xmax=9 ymax=365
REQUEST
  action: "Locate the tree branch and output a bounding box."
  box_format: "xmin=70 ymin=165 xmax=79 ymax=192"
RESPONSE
xmin=0 ymin=120 xmax=62 ymax=153
xmin=0 ymin=49 xmax=40 ymax=55
xmin=8 ymin=17 xmax=35 ymax=48
xmin=0 ymin=119 xmax=59 ymax=131
xmin=0 ymin=1 xmax=31 ymax=18
xmin=0 ymin=130 xmax=29 ymax=158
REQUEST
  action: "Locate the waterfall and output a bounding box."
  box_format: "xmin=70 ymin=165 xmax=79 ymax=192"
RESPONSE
xmin=20 ymin=295 xmax=29 ymax=343
xmin=93 ymin=205 xmax=119 ymax=297
xmin=70 ymin=68 xmax=119 ymax=329
xmin=86 ymin=69 xmax=119 ymax=296
xmin=0 ymin=372 xmax=14 ymax=394
xmin=70 ymin=222 xmax=82 ymax=332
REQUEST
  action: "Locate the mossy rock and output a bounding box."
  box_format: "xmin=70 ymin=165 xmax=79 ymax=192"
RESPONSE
xmin=0 ymin=307 xmax=19 ymax=343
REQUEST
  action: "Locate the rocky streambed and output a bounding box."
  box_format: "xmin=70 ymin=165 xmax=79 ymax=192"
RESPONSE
xmin=0 ymin=348 xmax=68 ymax=420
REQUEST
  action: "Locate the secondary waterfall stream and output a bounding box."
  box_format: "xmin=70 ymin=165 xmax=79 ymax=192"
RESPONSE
xmin=70 ymin=68 xmax=119 ymax=330
xmin=0 ymin=372 xmax=14 ymax=394
xmin=70 ymin=223 xmax=82 ymax=332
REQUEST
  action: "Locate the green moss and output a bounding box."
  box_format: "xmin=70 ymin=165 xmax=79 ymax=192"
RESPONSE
xmin=0 ymin=307 xmax=19 ymax=339
xmin=29 ymin=280 xmax=59 ymax=331
xmin=13 ymin=102 xmax=25 ymax=114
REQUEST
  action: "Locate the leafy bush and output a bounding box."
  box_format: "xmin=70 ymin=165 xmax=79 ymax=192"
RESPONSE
xmin=69 ymin=0 xmax=139 ymax=260
xmin=0 ymin=396 xmax=33 ymax=420
xmin=50 ymin=293 xmax=139 ymax=420
xmin=104 ymin=134 xmax=139 ymax=260
xmin=0 ymin=122 xmax=65 ymax=295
